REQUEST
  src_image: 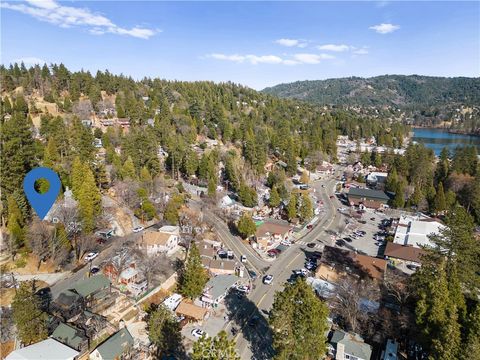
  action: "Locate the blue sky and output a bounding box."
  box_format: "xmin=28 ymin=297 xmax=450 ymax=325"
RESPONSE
xmin=1 ymin=1 xmax=479 ymax=89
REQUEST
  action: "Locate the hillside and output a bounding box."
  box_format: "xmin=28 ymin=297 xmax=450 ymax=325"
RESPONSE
xmin=262 ymin=75 xmax=480 ymax=107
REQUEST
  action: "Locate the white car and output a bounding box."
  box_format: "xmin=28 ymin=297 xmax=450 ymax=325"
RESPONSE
xmin=240 ymin=255 xmax=247 ymax=263
xmin=236 ymin=285 xmax=250 ymax=293
xmin=293 ymin=269 xmax=308 ymax=276
xmin=263 ymin=275 xmax=274 ymax=285
xmin=84 ymin=252 xmax=98 ymax=262
xmin=191 ymin=328 xmax=207 ymax=338
xmin=133 ymin=226 xmax=144 ymax=233
xmin=281 ymin=240 xmax=292 ymax=246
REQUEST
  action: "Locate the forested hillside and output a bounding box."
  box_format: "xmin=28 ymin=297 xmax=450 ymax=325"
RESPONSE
xmin=263 ymin=75 xmax=480 ymax=133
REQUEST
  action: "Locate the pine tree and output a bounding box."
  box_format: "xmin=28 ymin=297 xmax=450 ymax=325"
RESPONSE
xmin=287 ymin=194 xmax=297 ymax=220
xmin=462 ymin=304 xmax=480 ymax=360
xmin=43 ymin=137 xmax=60 ymax=168
xmin=179 ymin=243 xmax=209 ymax=299
xmin=70 ymin=157 xmax=85 ymax=198
xmin=192 ymin=330 xmax=240 ymax=360
xmin=269 ymin=279 xmax=329 ymax=359
xmin=269 ymin=186 xmax=281 ymax=208
xmin=77 ymin=165 xmax=101 ymax=233
xmin=147 ymin=305 xmax=184 ymax=357
xmin=237 ymin=213 xmax=256 ymax=239
xmin=12 ymin=282 xmax=48 ymax=345
xmin=7 ymin=195 xmax=25 ymax=256
xmin=298 ymin=194 xmax=313 ymax=222
xmin=1 ymin=112 xmax=36 ymax=198
xmin=122 ymin=156 xmax=137 ymax=180
xmin=207 ymin=177 xmax=216 ymax=198
xmin=434 ymin=182 xmax=446 ymax=214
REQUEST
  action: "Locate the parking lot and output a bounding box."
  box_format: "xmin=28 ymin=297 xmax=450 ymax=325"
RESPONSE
xmin=334 ymin=208 xmax=390 ymax=257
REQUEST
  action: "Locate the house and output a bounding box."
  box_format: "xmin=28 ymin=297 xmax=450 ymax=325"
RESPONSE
xmin=51 ymin=323 xmax=89 ymax=353
xmin=384 ymin=242 xmax=425 ymax=267
xmin=201 ymin=274 xmax=239 ymax=306
xmin=69 ymin=275 xmax=114 ymax=313
xmin=203 ymin=259 xmax=238 ymax=276
xmin=175 ymin=300 xmax=209 ymax=323
xmin=328 ymin=330 xmax=372 ymax=360
xmin=5 ymin=338 xmax=80 ymax=360
xmin=316 ymin=246 xmax=387 ymax=282
xmin=81 ymin=119 xmax=93 ymax=127
xmin=393 ymin=216 xmax=444 ymax=249
xmin=220 ymin=195 xmax=234 ymax=208
xmin=254 ymin=220 xmax=292 ymax=250
xmin=89 ymin=328 xmax=134 ymax=360
xmin=140 ymin=226 xmax=180 ymax=255
xmin=381 ymin=339 xmax=398 ymax=360
xmin=119 ymin=267 xmax=139 ymax=285
xmin=198 ymin=241 xmax=216 ymax=259
xmin=51 ymin=290 xmax=85 ymax=321
xmin=347 ymin=188 xmax=390 ymax=209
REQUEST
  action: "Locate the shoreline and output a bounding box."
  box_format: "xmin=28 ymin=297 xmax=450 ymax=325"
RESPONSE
xmin=411 ymin=125 xmax=480 ymax=138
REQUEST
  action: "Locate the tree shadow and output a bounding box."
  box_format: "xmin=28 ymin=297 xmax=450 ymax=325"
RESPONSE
xmin=224 ymin=291 xmax=275 ymax=360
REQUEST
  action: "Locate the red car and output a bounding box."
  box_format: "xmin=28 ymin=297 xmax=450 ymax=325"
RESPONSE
xmin=307 ymin=224 xmax=313 ymax=230
xmin=329 ymin=195 xmax=335 ymax=199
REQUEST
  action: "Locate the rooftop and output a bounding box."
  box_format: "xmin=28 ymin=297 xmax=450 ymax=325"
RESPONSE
xmin=175 ymin=300 xmax=208 ymax=321
xmin=5 ymin=338 xmax=79 ymax=360
xmin=93 ymin=328 xmax=134 ymax=360
xmin=319 ymin=246 xmax=387 ymax=281
xmin=204 ymin=274 xmax=239 ymax=300
xmin=71 ymin=274 xmax=110 ymax=298
xmin=51 ymin=323 xmax=87 ymax=351
xmin=142 ymin=231 xmax=172 ymax=246
xmin=331 ymin=330 xmax=372 ymax=360
xmin=348 ymin=187 xmax=390 ymax=201
xmin=255 ymin=220 xmax=291 ymax=239
xmin=384 ymin=242 xmax=426 ymax=263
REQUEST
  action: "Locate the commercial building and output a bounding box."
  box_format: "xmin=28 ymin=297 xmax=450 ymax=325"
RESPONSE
xmin=347 ymin=188 xmax=390 ymax=209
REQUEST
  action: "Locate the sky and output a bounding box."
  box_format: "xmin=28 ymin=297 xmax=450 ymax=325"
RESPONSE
xmin=1 ymin=1 xmax=479 ymax=90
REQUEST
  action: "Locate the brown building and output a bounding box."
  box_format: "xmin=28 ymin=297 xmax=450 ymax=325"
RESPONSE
xmin=384 ymin=242 xmax=425 ymax=266
xmin=316 ymin=246 xmax=387 ymax=282
xmin=254 ymin=220 xmax=292 ymax=250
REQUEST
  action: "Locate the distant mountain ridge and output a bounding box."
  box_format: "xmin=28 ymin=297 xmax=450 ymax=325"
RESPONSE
xmin=262 ymin=75 xmax=480 ymax=108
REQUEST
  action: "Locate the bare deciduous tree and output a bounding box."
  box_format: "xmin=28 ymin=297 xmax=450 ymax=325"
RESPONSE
xmin=331 ymin=276 xmax=379 ymax=333
xmin=27 ymin=219 xmax=53 ymax=269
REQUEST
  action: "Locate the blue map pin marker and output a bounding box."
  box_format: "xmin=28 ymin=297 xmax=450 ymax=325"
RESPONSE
xmin=23 ymin=167 xmax=61 ymax=220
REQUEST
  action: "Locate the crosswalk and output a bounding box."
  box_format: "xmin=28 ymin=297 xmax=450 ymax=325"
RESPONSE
xmin=295 ymin=241 xmax=324 ymax=249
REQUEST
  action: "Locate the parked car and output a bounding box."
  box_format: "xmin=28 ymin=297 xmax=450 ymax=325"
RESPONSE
xmin=240 ymin=255 xmax=247 ymax=263
xmin=191 ymin=328 xmax=207 ymax=338
xmin=306 ymin=224 xmax=313 ymax=230
xmin=90 ymin=266 xmax=100 ymax=275
xmin=305 ymin=262 xmax=316 ymax=271
xmin=370 ymin=217 xmax=376 ymax=221
xmin=236 ymin=285 xmax=250 ymax=293
xmin=84 ymin=252 xmax=98 ymax=262
xmin=307 ymin=243 xmax=316 ymax=248
xmin=248 ymin=271 xmax=258 ymax=280
xmin=335 ymin=239 xmax=346 ymax=247
xmin=343 ymin=237 xmax=352 ymax=243
xmin=217 ymin=250 xmax=228 ymax=258
xmin=281 ymin=240 xmax=292 ymax=246
xmin=293 ymin=269 xmax=308 ymax=277
xmin=263 ymin=275 xmax=274 ymax=285
xmin=132 ymin=226 xmax=144 ymax=233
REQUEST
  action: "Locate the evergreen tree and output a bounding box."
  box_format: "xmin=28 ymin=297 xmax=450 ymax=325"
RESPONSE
xmin=7 ymin=195 xmax=25 ymax=256
xmin=237 ymin=213 xmax=256 ymax=239
xmin=434 ymin=182 xmax=447 ymax=214
xmin=287 ymin=194 xmax=297 ymax=220
xmin=12 ymin=282 xmax=48 ymax=345
xmin=164 ymin=197 xmax=181 ymax=224
xmin=122 ymin=156 xmax=137 ymax=180
xmin=269 ymin=279 xmax=329 ymax=360
xmin=207 ymin=177 xmax=216 ymax=198
xmin=192 ymin=330 xmax=240 ymax=360
xmin=178 ymin=243 xmax=209 ymax=300
xmin=298 ymin=194 xmax=313 ymax=222
xmin=147 ymin=305 xmax=184 ymax=357
xmin=269 ymin=186 xmax=281 ymax=208
xmin=462 ymin=304 xmax=480 ymax=360
xmin=1 ymin=112 xmax=36 ymax=198
xmin=77 ymin=165 xmax=101 ymax=233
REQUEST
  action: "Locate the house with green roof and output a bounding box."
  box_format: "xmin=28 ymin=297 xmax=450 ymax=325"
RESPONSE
xmin=51 ymin=323 xmax=89 ymax=353
xmin=89 ymin=328 xmax=134 ymax=360
xmin=71 ymin=275 xmax=111 ymax=298
xmin=328 ymin=330 xmax=372 ymax=360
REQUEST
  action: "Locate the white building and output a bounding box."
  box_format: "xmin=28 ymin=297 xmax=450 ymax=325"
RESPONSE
xmin=163 ymin=293 xmax=183 ymax=311
xmin=394 ymin=216 xmax=444 ymax=248
xmin=139 ymin=226 xmax=180 ymax=255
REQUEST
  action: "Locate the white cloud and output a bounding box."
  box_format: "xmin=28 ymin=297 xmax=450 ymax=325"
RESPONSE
xmin=293 ymin=53 xmax=335 ymax=64
xmin=1 ymin=0 xmax=158 ymax=39
xmin=208 ymin=52 xmax=334 ymax=65
xmin=352 ymin=48 xmax=369 ymax=55
xmin=275 ymin=38 xmax=308 ymax=48
xmin=316 ymin=44 xmax=351 ymax=52
xmin=369 ymin=23 xmax=400 ymax=34
xmin=12 ymin=57 xmax=47 ymax=66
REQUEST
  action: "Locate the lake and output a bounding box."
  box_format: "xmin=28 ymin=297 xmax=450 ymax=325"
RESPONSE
xmin=412 ymin=128 xmax=480 ymax=156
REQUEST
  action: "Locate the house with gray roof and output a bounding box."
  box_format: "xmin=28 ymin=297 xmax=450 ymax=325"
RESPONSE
xmin=51 ymin=323 xmax=89 ymax=353
xmin=328 ymin=330 xmax=372 ymax=360
xmin=201 ymin=274 xmax=239 ymax=306
xmin=71 ymin=275 xmax=111 ymax=298
xmin=89 ymin=328 xmax=134 ymax=360
xmin=347 ymin=187 xmax=390 ymax=209
xmin=5 ymin=338 xmax=79 ymax=360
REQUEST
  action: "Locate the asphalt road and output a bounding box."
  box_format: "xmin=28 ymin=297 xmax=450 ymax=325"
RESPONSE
xmin=210 ymin=171 xmax=346 ymax=360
